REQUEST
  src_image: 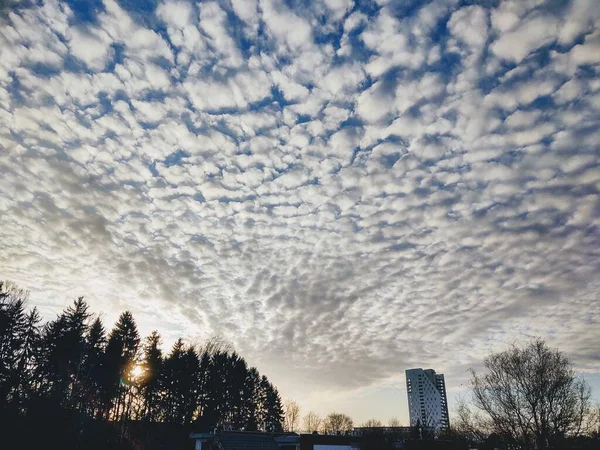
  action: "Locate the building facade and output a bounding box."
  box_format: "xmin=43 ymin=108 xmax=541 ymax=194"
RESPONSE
xmin=405 ymin=368 xmax=449 ymax=430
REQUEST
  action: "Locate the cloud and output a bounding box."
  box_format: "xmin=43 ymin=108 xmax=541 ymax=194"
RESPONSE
xmin=1 ymin=0 xmax=600 ymax=425
xmin=490 ymin=13 xmax=559 ymax=63
xmin=260 ymin=0 xmax=313 ymax=51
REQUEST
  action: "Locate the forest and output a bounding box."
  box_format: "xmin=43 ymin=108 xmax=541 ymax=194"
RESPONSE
xmin=0 ymin=281 xmax=284 ymax=450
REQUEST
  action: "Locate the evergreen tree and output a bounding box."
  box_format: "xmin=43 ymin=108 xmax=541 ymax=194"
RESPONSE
xmin=36 ymin=298 xmax=91 ymax=407
xmin=83 ymin=317 xmax=107 ymax=418
xmin=227 ymin=353 xmax=249 ymax=429
xmin=181 ymin=345 xmax=201 ymax=424
xmin=161 ymin=338 xmax=186 ymax=423
xmin=195 ymin=350 xmax=211 ymax=419
xmin=160 ymin=340 xmax=201 ymax=424
xmin=12 ymin=307 xmax=41 ymax=410
xmin=0 ymin=282 xmax=28 ymax=405
xmin=37 ymin=314 xmax=69 ymax=400
xmin=63 ymin=297 xmax=91 ymax=409
xmin=263 ymin=379 xmax=284 ymax=432
xmin=105 ymin=311 xmax=140 ymax=421
xmin=140 ymin=331 xmax=163 ymax=422
xmin=0 ymin=281 xmax=287 ymax=441
xmin=242 ymin=367 xmax=261 ymax=431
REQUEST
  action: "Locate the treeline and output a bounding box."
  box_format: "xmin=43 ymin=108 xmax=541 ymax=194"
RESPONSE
xmin=0 ymin=281 xmax=284 ymax=437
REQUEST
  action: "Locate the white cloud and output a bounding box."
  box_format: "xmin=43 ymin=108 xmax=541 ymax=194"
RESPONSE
xmin=199 ymin=2 xmax=243 ymax=69
xmin=67 ymin=26 xmax=113 ymax=71
xmin=325 ymin=0 xmax=353 ymax=21
xmin=559 ymin=0 xmax=600 ymax=45
xmin=491 ymin=14 xmax=559 ymax=63
xmin=184 ymin=70 xmax=272 ymax=111
xmin=356 ymin=80 xmax=395 ymax=123
xmin=568 ymin=31 xmax=600 ymax=65
xmin=448 ymin=5 xmax=488 ymax=52
xmin=157 ymin=0 xmax=193 ymax=28
xmin=260 ymin=0 xmax=313 ymax=51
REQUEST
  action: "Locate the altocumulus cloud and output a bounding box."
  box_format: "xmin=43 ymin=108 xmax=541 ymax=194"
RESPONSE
xmin=1 ymin=0 xmax=600 ymax=421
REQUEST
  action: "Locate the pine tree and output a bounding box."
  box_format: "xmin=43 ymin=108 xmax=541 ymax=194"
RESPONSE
xmin=0 ymin=282 xmax=287 ymax=438
xmin=181 ymin=345 xmax=201 ymax=424
xmin=140 ymin=331 xmax=163 ymax=422
xmin=13 ymin=307 xmax=41 ymax=410
xmin=242 ymin=367 xmax=261 ymax=431
xmin=105 ymin=311 xmax=140 ymax=421
xmin=63 ymin=297 xmax=91 ymax=409
xmin=196 ymin=350 xmax=211 ymax=419
xmin=37 ymin=314 xmax=69 ymax=400
xmin=263 ymin=379 xmax=284 ymax=432
xmin=161 ymin=338 xmax=185 ymax=423
xmin=83 ymin=317 xmax=107 ymax=418
xmin=227 ymin=353 xmax=248 ymax=429
xmin=0 ymin=282 xmax=28 ymax=405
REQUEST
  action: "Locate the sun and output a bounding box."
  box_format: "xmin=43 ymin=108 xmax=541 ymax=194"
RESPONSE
xmin=130 ymin=364 xmax=144 ymax=380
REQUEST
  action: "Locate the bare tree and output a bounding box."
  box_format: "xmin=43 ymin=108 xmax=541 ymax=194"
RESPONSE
xmin=450 ymin=396 xmax=489 ymax=444
xmin=388 ymin=417 xmax=401 ymax=427
xmin=587 ymin=404 xmax=600 ymax=438
xmin=191 ymin=335 xmax=233 ymax=355
xmin=362 ymin=419 xmax=382 ymax=427
xmin=303 ymin=411 xmax=322 ymax=433
xmin=323 ymin=412 xmax=353 ymax=434
xmin=283 ymin=398 xmax=301 ymax=432
xmin=470 ymin=338 xmax=591 ymax=450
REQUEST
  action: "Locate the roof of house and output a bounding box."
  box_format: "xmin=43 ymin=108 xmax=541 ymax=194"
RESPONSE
xmin=214 ymin=431 xmax=281 ymax=450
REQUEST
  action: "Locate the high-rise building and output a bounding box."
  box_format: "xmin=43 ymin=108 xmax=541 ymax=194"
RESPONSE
xmin=405 ymin=368 xmax=449 ymax=430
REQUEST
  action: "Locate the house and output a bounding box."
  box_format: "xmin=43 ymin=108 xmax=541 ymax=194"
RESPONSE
xmin=191 ymin=431 xmax=363 ymax=450
xmin=191 ymin=431 xmax=293 ymax=450
xmin=293 ymin=433 xmax=362 ymax=450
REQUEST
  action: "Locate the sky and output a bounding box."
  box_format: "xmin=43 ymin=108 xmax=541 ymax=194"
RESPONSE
xmin=1 ymin=0 xmax=600 ymax=425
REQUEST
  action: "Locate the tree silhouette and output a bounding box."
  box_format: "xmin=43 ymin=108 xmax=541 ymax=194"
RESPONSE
xmin=283 ymin=398 xmax=301 ymax=432
xmin=471 ymin=338 xmax=592 ymax=450
xmin=83 ymin=317 xmax=107 ymax=418
xmin=140 ymin=330 xmax=162 ymax=422
xmin=0 ymin=281 xmax=29 ymax=405
xmin=303 ymin=411 xmax=322 ymax=433
xmin=105 ymin=310 xmax=140 ymax=422
xmin=0 ymin=280 xmax=291 ymax=449
xmin=388 ymin=417 xmax=401 ymax=427
xmin=323 ymin=412 xmax=353 ymax=434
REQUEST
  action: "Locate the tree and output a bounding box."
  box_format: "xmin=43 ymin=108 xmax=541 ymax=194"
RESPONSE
xmin=0 ymin=281 xmax=29 ymax=404
xmin=283 ymin=398 xmax=301 ymax=432
xmin=193 ymin=335 xmax=233 ymax=356
xmin=388 ymin=417 xmax=401 ymax=427
xmin=140 ymin=331 xmax=163 ymax=422
xmin=63 ymin=297 xmax=91 ymax=409
xmin=587 ymin=404 xmax=600 ymax=438
xmin=12 ymin=307 xmax=41 ymax=409
xmin=83 ymin=316 xmax=107 ymax=418
xmin=450 ymin=397 xmax=489 ymax=445
xmin=0 ymin=280 xmax=287 ymax=447
xmin=195 ymin=350 xmax=212 ymax=422
xmin=323 ymin=412 xmax=353 ymax=434
xmin=362 ymin=419 xmax=382 ymax=427
xmin=226 ymin=353 xmax=250 ymax=429
xmin=104 ymin=311 xmax=140 ymax=421
xmin=161 ymin=338 xmax=187 ymax=423
xmin=180 ymin=345 xmax=201 ymax=424
xmin=470 ymin=338 xmax=591 ymax=450
xmin=303 ymin=411 xmax=322 ymax=433
xmin=36 ymin=298 xmax=91 ymax=407
xmin=241 ymin=366 xmax=261 ymax=431
xmin=262 ymin=377 xmax=284 ymax=432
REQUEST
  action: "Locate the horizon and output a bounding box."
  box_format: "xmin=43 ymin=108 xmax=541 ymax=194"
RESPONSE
xmin=1 ymin=0 xmax=600 ymax=427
